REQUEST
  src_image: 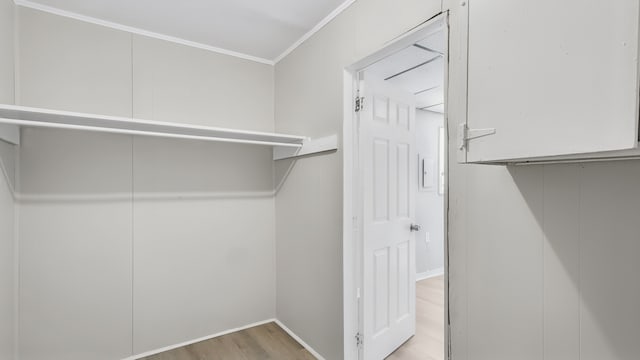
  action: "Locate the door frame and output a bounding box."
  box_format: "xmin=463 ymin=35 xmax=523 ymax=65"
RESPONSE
xmin=342 ymin=12 xmax=450 ymax=360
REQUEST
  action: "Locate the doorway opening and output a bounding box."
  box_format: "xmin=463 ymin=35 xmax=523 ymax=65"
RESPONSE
xmin=343 ymin=14 xmax=448 ymax=360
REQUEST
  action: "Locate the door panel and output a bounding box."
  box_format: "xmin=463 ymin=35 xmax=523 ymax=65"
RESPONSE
xmin=466 ymin=0 xmax=639 ymax=162
xmin=362 ymin=75 xmax=417 ymax=359
xmin=397 ymin=143 xmax=410 ymax=218
xmin=374 ymin=247 xmax=391 ymax=334
xmin=373 ymin=139 xmax=390 ymax=221
xmin=397 ymin=241 xmax=411 ymax=319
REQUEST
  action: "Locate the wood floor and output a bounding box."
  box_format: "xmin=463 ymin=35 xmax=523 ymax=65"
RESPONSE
xmin=386 ymin=275 xmax=445 ymax=360
xmin=141 ymin=276 xmax=443 ymax=360
xmin=141 ymin=322 xmax=315 ymax=360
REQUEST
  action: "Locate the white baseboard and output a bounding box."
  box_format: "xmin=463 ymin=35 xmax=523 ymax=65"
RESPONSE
xmin=121 ymin=318 xmax=325 ymax=360
xmin=122 ymin=318 xmax=276 ymax=360
xmin=417 ymin=267 xmax=444 ymax=282
xmin=274 ymin=319 xmax=325 ymax=360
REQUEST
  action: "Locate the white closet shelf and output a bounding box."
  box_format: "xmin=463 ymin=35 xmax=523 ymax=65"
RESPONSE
xmin=0 ymin=104 xmax=308 ymax=148
xmin=0 ymin=104 xmax=338 ymax=160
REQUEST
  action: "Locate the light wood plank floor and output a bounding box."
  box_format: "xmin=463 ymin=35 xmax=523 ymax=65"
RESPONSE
xmin=386 ymin=275 xmax=445 ymax=360
xmin=141 ymin=322 xmax=315 ymax=360
xmin=141 ymin=277 xmax=443 ymax=360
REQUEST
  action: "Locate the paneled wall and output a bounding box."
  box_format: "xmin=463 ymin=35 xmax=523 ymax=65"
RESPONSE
xmin=448 ymin=162 xmax=640 ymax=360
xmin=0 ymin=0 xmax=14 ymax=103
xmin=18 ymin=129 xmax=134 ymax=360
xmin=130 ymin=136 xmax=275 ymax=354
xmin=132 ymin=36 xmax=274 ymax=131
xmin=0 ymin=0 xmax=15 ymax=358
xmin=0 ymin=140 xmax=16 ymax=360
xmin=16 ymin=7 xmax=276 ymax=359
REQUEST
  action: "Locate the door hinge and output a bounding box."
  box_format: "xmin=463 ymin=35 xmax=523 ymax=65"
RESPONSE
xmin=457 ymin=123 xmax=496 ymax=150
xmin=355 ymin=96 xmax=365 ymax=112
xmin=355 ymin=332 xmax=363 ymax=348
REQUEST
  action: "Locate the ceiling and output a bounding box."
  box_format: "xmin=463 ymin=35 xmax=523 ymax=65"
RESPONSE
xmin=15 ymin=0 xmax=351 ymax=62
xmin=364 ymin=29 xmax=445 ymax=113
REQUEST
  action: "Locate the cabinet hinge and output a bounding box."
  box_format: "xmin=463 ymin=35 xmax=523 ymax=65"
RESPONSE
xmin=457 ymin=123 xmax=496 ymax=150
xmin=355 ymin=96 xmax=365 ymax=113
xmin=355 ymin=332 xmax=363 ymax=348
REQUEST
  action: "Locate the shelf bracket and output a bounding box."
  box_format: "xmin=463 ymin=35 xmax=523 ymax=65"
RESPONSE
xmin=273 ymin=134 xmax=338 ymax=160
xmin=458 ymin=123 xmax=496 ymax=150
xmin=0 ymin=122 xmax=20 ymax=145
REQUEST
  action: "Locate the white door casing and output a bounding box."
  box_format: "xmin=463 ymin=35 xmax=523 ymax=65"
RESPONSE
xmin=360 ymin=74 xmax=417 ymax=359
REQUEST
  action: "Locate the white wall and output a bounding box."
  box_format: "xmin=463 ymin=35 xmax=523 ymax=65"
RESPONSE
xmin=415 ymin=110 xmax=444 ymax=276
xmin=132 ymin=35 xmax=274 ymax=131
xmin=448 ymin=163 xmax=640 ymax=360
xmin=131 ymin=136 xmax=275 ymax=354
xmin=16 ymin=7 xmax=276 ymax=359
xmin=18 ymin=129 xmax=134 ymax=360
xmin=0 ymin=143 xmax=15 ymax=360
xmin=0 ymin=0 xmax=15 ymax=358
xmin=0 ymin=140 xmax=16 ymax=360
xmin=130 ymin=34 xmax=276 ymax=353
xmin=0 ymin=0 xmax=13 ymax=104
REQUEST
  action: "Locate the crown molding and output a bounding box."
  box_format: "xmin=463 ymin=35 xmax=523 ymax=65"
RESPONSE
xmin=13 ymin=0 xmax=275 ymax=65
xmin=273 ymin=0 xmax=356 ymax=64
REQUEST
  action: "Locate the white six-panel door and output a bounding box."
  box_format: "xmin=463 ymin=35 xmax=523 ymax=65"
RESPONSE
xmin=360 ymin=75 xmax=417 ymax=359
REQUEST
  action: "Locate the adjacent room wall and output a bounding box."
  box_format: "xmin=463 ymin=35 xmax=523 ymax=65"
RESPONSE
xmin=0 ymin=0 xmax=15 ymax=359
xmin=16 ymin=7 xmax=276 ymax=359
xmin=415 ymin=110 xmax=444 ymax=277
xmin=274 ymin=1 xmax=443 ymax=359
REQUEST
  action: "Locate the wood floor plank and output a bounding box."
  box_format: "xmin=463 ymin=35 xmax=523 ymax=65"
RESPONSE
xmin=141 ymin=322 xmax=314 ymax=360
xmin=386 ymin=275 xmax=445 ymax=360
xmin=141 ymin=276 xmax=443 ymax=360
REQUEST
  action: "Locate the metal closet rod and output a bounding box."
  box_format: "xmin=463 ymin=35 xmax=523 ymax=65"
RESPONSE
xmin=0 ymin=118 xmax=304 ymax=148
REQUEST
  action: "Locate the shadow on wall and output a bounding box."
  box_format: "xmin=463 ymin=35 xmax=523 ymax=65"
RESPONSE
xmin=508 ymin=162 xmax=640 ymax=359
xmin=274 ymin=148 xmax=338 ymax=195
xmin=18 ymin=127 xmax=275 ymax=201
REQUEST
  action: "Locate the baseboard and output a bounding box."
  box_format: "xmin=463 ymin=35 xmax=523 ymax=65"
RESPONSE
xmin=274 ymin=319 xmax=325 ymax=360
xmin=417 ymin=267 xmax=444 ymax=282
xmin=122 ymin=318 xmax=326 ymax=360
xmin=122 ymin=318 xmax=276 ymax=360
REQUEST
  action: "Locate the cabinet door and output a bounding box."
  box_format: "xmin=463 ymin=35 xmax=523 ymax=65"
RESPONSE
xmin=465 ymin=0 xmax=639 ymax=162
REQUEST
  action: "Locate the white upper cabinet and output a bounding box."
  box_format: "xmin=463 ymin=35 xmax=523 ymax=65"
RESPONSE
xmin=461 ymin=0 xmax=640 ymax=163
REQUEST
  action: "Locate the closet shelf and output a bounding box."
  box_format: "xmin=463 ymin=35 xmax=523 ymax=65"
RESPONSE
xmin=0 ymin=104 xmax=339 ymax=160
xmin=0 ymin=104 xmax=308 ymax=148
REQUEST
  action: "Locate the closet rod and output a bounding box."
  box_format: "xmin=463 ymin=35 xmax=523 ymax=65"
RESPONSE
xmin=0 ymin=118 xmax=304 ymax=148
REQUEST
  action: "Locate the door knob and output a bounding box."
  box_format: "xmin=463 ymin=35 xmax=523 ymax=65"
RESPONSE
xmin=410 ymin=224 xmax=421 ymax=232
